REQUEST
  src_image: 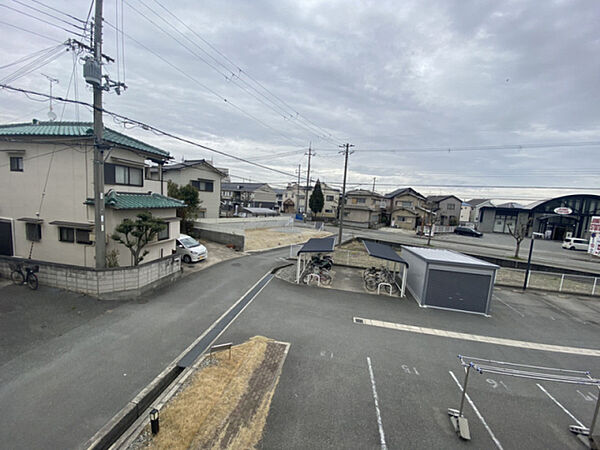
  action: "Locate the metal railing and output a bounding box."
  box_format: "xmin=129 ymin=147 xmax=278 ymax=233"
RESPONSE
xmin=496 ymin=267 xmax=599 ymax=296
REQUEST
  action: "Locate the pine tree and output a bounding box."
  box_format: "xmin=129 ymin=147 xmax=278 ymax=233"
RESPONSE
xmin=309 ymin=179 xmax=324 ymax=217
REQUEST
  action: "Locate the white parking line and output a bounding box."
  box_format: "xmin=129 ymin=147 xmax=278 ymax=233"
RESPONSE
xmin=449 ymin=370 xmax=503 ymax=449
xmin=493 ymin=295 xmax=525 ymax=318
xmin=536 ymin=383 xmax=585 ymax=428
xmin=354 ymin=317 xmax=600 ymax=357
xmin=367 ymin=357 xmax=387 ymax=450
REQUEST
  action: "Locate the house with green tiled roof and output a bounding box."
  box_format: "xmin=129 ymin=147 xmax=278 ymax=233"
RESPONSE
xmin=0 ymin=120 xmax=184 ymax=267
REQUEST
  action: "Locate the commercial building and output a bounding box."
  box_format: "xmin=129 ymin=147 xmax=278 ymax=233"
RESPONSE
xmin=478 ymin=194 xmax=600 ymax=240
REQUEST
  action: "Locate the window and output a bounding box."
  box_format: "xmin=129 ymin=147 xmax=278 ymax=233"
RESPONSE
xmin=325 ymin=209 xmax=333 ymax=213
xmin=191 ymin=179 xmax=214 ymax=192
xmin=26 ymin=223 xmax=41 ymax=241
xmin=396 ymin=216 xmax=406 ymax=222
xmin=326 ymin=195 xmax=334 ymax=201
xmin=402 ymin=201 xmax=413 ymax=208
xmin=157 ymin=224 xmax=169 ymax=241
xmin=76 ymin=229 xmax=92 ymax=244
xmin=447 ymin=203 xmax=456 ymax=210
xmin=10 ymin=156 xmax=23 ymax=172
xmin=58 ymin=227 xmax=92 ymax=244
xmin=59 ymin=227 xmax=75 ymax=242
xmin=104 ymin=163 xmax=143 ymax=186
xmin=356 ymin=198 xmax=366 ymax=204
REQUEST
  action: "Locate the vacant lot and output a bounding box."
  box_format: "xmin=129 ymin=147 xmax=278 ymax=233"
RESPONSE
xmin=244 ymin=228 xmax=332 ymax=251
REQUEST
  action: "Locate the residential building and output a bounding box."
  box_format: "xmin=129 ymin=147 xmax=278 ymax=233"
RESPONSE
xmin=383 ymin=187 xmax=426 ymax=230
xmin=478 ymin=194 xmax=600 ymax=240
xmin=220 ymin=182 xmax=277 ymax=216
xmin=273 ymin=188 xmax=285 ymax=211
xmin=343 ymin=189 xmax=384 ymax=228
xmin=282 ymin=182 xmax=340 ymax=218
xmin=155 ymin=159 xmax=227 ymax=219
xmin=425 ymin=195 xmax=462 ymax=226
xmin=0 ymin=121 xmax=183 ymax=267
xmin=460 ymin=202 xmax=472 ymax=224
xmin=467 ymin=198 xmax=495 ymax=223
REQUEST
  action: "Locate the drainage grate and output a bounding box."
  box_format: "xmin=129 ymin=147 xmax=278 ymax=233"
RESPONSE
xmin=354 ymin=317 xmax=364 ymax=324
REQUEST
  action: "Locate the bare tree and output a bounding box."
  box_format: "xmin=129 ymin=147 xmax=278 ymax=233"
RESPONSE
xmin=507 ymin=218 xmax=532 ymax=259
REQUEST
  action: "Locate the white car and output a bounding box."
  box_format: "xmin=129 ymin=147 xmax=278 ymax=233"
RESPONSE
xmin=176 ymin=234 xmax=208 ymax=263
xmin=562 ymin=237 xmax=589 ymax=251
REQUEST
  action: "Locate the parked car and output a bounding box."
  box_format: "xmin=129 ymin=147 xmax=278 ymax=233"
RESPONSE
xmin=562 ymin=237 xmax=589 ymax=251
xmin=454 ymin=226 xmax=483 ymax=237
xmin=175 ymin=234 xmax=208 ymax=263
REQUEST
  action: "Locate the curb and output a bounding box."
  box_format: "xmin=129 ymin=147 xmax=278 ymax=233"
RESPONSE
xmin=83 ymin=269 xmax=278 ymax=450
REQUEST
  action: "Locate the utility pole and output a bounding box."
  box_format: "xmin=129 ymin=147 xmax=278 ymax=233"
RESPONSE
xmin=304 ymin=143 xmax=313 ymax=215
xmin=372 ymin=177 xmax=376 ymax=192
xmin=296 ymin=164 xmax=301 ymax=214
xmin=92 ymin=0 xmax=106 ymax=268
xmin=337 ymin=143 xmax=354 ymax=246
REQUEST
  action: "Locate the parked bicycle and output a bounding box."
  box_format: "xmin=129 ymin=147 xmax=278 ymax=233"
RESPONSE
xmin=363 ymin=266 xmax=398 ymax=294
xmin=303 ymin=254 xmax=333 ymax=286
xmin=9 ymin=263 xmax=39 ymax=290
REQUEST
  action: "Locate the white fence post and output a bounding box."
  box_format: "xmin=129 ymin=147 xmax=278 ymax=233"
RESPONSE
xmin=559 ymin=274 xmax=565 ymax=292
xmin=593 ymin=277 xmax=597 ymax=296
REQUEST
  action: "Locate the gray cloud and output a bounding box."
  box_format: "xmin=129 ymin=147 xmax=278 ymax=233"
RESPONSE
xmin=1 ymin=0 xmax=599 ymax=201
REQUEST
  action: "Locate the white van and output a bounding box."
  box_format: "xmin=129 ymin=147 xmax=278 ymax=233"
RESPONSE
xmin=175 ymin=234 xmax=208 ymax=263
xmin=562 ymin=237 xmax=589 ymax=251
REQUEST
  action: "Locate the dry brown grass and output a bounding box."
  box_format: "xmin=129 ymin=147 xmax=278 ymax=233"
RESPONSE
xmin=244 ymin=228 xmax=332 ymax=251
xmin=145 ymin=336 xmax=283 ymax=450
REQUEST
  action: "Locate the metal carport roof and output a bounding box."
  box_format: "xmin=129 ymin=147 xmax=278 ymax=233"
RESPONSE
xmin=297 ymin=236 xmax=336 ymax=254
xmin=363 ymin=240 xmax=409 ymax=267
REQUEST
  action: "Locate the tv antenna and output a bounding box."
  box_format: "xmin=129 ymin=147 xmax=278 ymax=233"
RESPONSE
xmin=42 ymin=73 xmax=59 ymax=121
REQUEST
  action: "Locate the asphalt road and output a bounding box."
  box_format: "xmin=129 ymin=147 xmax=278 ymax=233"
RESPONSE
xmin=2 ymin=245 xmax=599 ymax=449
xmin=0 ymin=248 xmax=288 ymax=450
xmin=328 ymin=225 xmax=600 ymax=275
xmin=220 ymin=279 xmax=600 ymax=449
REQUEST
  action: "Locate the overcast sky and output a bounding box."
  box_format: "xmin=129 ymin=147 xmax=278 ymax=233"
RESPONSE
xmin=1 ymin=0 xmax=599 ymax=203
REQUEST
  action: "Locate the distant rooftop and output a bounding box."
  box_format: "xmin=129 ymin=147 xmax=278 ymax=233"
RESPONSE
xmin=0 ymin=121 xmax=171 ymax=161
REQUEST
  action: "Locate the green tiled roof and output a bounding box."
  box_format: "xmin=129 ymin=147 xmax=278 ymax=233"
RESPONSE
xmin=86 ymin=191 xmax=185 ymax=210
xmin=0 ymin=121 xmax=170 ymax=160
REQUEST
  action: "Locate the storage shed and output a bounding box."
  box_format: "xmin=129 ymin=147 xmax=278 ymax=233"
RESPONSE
xmin=401 ymin=246 xmax=499 ymax=316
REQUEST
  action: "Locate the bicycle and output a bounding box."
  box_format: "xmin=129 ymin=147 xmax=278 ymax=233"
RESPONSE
xmin=9 ymin=263 xmax=39 ymax=290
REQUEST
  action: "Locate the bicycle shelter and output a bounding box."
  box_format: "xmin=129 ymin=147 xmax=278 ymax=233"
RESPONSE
xmin=296 ymin=236 xmax=336 ymax=284
xmin=362 ymin=240 xmax=409 ymax=297
xmin=448 ymin=355 xmax=600 ymax=448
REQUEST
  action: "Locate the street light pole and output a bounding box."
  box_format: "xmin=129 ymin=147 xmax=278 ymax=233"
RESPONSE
xmin=523 ymin=232 xmax=543 ymax=290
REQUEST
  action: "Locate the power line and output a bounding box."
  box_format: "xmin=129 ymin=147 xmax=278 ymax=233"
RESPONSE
xmin=0 ymin=4 xmax=86 ymax=38
xmin=30 ymin=0 xmax=87 ymax=24
xmin=123 ymin=0 xmax=335 ymax=145
xmin=148 ymin=0 xmax=343 ymax=145
xmin=0 ymin=19 xmax=63 ymax=43
xmin=10 ymin=0 xmax=86 ymax=31
xmin=0 ymin=84 xmax=299 ymax=179
xmin=315 ymin=141 xmax=600 ymax=154
xmin=102 ymin=19 xmax=306 ymax=146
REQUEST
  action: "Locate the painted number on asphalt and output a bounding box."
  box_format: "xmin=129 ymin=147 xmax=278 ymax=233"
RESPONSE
xmin=486 ymin=378 xmax=510 ymax=391
xmin=401 ymin=364 xmax=420 ymax=375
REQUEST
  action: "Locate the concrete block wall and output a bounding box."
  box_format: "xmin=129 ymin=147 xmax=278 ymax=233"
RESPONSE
xmin=0 ymin=255 xmax=181 ymax=299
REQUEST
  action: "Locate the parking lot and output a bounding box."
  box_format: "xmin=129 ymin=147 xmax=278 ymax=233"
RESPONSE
xmin=219 ymin=278 xmax=600 ymax=449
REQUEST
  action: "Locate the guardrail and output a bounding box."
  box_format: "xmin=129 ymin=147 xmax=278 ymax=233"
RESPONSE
xmin=496 ymin=267 xmax=599 ymax=296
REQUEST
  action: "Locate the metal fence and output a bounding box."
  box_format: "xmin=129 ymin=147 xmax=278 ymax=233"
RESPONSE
xmin=496 ymin=268 xmax=599 ymax=296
